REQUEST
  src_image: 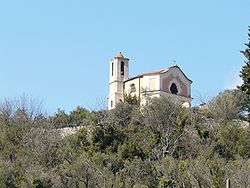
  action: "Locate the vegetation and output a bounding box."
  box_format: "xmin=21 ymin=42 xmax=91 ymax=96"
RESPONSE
xmin=239 ymin=26 xmax=250 ymax=119
xmin=0 ymin=90 xmax=249 ymax=188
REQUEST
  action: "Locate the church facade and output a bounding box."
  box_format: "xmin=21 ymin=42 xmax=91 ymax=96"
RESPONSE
xmin=108 ymin=52 xmax=192 ymax=110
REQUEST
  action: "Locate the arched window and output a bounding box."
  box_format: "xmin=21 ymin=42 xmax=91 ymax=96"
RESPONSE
xmin=121 ymin=61 xmax=124 ymax=75
xmin=170 ymin=83 xmax=178 ymax=94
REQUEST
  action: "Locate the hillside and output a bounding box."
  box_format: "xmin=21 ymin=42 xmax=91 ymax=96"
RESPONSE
xmin=0 ymin=89 xmax=249 ymax=188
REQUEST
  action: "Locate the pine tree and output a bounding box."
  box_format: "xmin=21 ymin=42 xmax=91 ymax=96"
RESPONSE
xmin=239 ymin=26 xmax=250 ymax=118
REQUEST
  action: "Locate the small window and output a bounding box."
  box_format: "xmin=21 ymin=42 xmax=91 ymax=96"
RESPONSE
xmin=130 ymin=83 xmax=136 ymax=93
xmin=111 ymin=100 xmax=113 ymax=108
xmin=112 ymin=63 xmax=114 ymax=76
xmin=121 ymin=61 xmax=124 ymax=75
xmin=170 ymin=83 xmax=178 ymax=94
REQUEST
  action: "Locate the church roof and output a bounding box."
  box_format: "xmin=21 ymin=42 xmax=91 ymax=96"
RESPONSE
xmin=137 ymin=69 xmax=165 ymax=77
xmin=125 ymin=65 xmax=192 ymax=83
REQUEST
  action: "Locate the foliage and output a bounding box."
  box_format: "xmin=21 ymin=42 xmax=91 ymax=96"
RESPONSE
xmin=92 ymin=124 xmax=125 ymax=152
xmin=0 ymin=93 xmax=249 ymax=187
xmin=50 ymin=106 xmax=91 ymax=128
xmin=124 ymin=94 xmax=140 ymax=106
xmin=158 ymin=178 xmax=175 ymax=188
xmin=143 ymin=96 xmax=189 ymax=158
xmin=118 ymin=141 xmax=145 ymax=160
xmin=208 ymin=89 xmax=247 ymax=121
xmin=214 ymin=122 xmax=250 ymax=160
xmin=239 ymin=26 xmax=250 ymax=117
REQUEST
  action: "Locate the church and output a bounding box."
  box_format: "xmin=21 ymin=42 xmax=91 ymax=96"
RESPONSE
xmin=108 ymin=52 xmax=192 ymax=110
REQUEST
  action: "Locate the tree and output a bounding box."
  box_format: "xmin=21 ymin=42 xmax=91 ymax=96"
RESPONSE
xmin=50 ymin=109 xmax=70 ymax=128
xmin=118 ymin=141 xmax=145 ymax=160
xmin=117 ymin=158 xmax=157 ymax=187
xmin=62 ymin=152 xmax=100 ymax=188
xmin=0 ymin=96 xmax=63 ymax=187
xmin=143 ymin=96 xmax=189 ymax=158
xmin=214 ymin=122 xmax=250 ymax=160
xmin=225 ymin=156 xmax=250 ymax=187
xmin=109 ymin=101 xmax=136 ymax=127
xmin=239 ymin=26 xmax=250 ymax=119
xmin=69 ymin=106 xmax=91 ymax=127
xmin=208 ymin=89 xmax=246 ymax=121
xmin=124 ymin=94 xmax=140 ymax=106
xmin=92 ymin=124 xmax=125 ymax=152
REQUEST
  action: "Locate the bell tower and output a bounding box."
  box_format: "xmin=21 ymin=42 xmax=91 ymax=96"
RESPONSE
xmin=108 ymin=52 xmax=129 ymax=110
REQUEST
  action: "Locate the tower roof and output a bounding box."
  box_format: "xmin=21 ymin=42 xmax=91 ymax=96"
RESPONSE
xmin=116 ymin=52 xmax=124 ymax=58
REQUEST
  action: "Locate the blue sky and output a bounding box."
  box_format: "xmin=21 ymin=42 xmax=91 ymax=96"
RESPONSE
xmin=0 ymin=0 xmax=249 ymax=113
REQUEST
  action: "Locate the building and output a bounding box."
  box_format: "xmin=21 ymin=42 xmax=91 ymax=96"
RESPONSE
xmin=108 ymin=52 xmax=192 ymax=110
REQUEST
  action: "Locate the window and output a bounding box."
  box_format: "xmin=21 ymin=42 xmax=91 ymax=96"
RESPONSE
xmin=170 ymin=83 xmax=178 ymax=94
xmin=112 ymin=63 xmax=114 ymax=76
xmin=129 ymin=83 xmax=136 ymax=93
xmin=111 ymin=100 xmax=113 ymax=108
xmin=121 ymin=61 xmax=124 ymax=75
